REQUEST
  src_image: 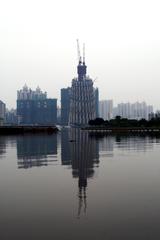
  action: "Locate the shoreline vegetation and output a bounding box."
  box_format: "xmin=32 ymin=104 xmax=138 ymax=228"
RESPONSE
xmin=82 ymin=116 xmax=160 ymax=134
xmin=0 ymin=125 xmax=59 ymax=135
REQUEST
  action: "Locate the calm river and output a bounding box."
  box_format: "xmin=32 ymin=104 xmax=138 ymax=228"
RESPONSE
xmin=0 ymin=128 xmax=160 ymax=239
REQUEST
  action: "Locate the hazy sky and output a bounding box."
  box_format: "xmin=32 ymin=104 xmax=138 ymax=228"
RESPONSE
xmin=0 ymin=0 xmax=160 ymax=110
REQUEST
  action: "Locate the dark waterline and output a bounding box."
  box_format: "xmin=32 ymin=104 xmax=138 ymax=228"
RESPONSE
xmin=0 ymin=129 xmax=160 ymax=240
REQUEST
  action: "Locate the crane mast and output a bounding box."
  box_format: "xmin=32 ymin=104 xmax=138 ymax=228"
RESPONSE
xmin=77 ymin=39 xmax=82 ymax=64
xmin=76 ymin=39 xmax=87 ymax=81
xmin=83 ymin=43 xmax=85 ymax=65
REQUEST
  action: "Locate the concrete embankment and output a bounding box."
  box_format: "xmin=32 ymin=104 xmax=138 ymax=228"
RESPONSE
xmin=0 ymin=126 xmax=59 ymax=135
xmin=82 ymin=127 xmax=160 ymax=134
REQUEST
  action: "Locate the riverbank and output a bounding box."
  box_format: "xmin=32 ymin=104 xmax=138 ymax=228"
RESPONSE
xmin=82 ymin=126 xmax=160 ymax=134
xmin=0 ymin=125 xmax=59 ymax=135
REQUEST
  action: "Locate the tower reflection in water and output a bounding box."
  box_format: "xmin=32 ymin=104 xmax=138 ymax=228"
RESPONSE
xmin=17 ymin=134 xmax=57 ymax=169
xmin=61 ymin=128 xmax=99 ymax=218
xmin=0 ymin=137 xmax=6 ymax=159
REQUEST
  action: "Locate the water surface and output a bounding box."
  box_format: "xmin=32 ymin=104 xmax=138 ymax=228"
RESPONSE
xmin=0 ymin=129 xmax=160 ymax=240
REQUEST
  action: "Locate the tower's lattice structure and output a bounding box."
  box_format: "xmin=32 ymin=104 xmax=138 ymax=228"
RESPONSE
xmin=69 ymin=40 xmax=96 ymax=126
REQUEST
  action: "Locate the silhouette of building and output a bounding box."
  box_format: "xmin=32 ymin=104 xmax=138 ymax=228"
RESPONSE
xmin=156 ymin=111 xmax=160 ymax=118
xmin=113 ymin=102 xmax=153 ymax=120
xmin=95 ymin=88 xmax=99 ymax=118
xmin=61 ymin=86 xmax=98 ymax=125
xmin=61 ymin=87 xmax=71 ymax=125
xmin=17 ymin=134 xmax=57 ymax=169
xmin=17 ymin=85 xmax=57 ymax=125
xmin=149 ymin=110 xmax=160 ymax=120
xmin=57 ymin=106 xmax=61 ymax=125
xmin=69 ymin=41 xmax=96 ymax=126
xmin=5 ymin=109 xmax=18 ymax=125
xmin=99 ymin=100 xmax=113 ymax=120
xmin=0 ymin=100 xmax=6 ymax=126
xmin=17 ymin=84 xmax=47 ymax=100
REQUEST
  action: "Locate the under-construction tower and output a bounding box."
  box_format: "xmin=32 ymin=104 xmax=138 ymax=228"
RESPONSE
xmin=69 ymin=40 xmax=96 ymax=126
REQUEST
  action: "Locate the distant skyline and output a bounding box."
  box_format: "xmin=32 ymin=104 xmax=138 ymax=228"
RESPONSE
xmin=1 ymin=0 xmax=160 ymax=110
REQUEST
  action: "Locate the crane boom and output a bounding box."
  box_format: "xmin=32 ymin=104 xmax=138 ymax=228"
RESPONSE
xmin=83 ymin=43 xmax=85 ymax=64
xmin=77 ymin=39 xmax=82 ymax=64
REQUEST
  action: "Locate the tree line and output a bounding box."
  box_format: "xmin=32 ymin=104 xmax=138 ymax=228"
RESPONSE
xmin=88 ymin=116 xmax=160 ymax=128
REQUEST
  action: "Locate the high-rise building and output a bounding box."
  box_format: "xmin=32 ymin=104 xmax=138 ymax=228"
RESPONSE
xmin=5 ymin=109 xmax=18 ymax=125
xmin=61 ymin=87 xmax=71 ymax=125
xmin=113 ymin=101 xmax=153 ymax=120
xmin=0 ymin=100 xmax=6 ymax=126
xmin=155 ymin=111 xmax=160 ymax=118
xmin=57 ymin=106 xmax=61 ymax=125
xmin=149 ymin=110 xmax=160 ymax=120
xmin=94 ymin=88 xmax=99 ymax=118
xmin=61 ymin=86 xmax=98 ymax=125
xmin=99 ymin=100 xmax=113 ymax=120
xmin=69 ymin=42 xmax=96 ymax=126
xmin=17 ymin=85 xmax=57 ymax=125
xmin=17 ymin=85 xmax=47 ymax=100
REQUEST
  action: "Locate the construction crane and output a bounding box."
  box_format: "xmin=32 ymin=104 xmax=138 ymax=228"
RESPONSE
xmin=93 ymin=77 xmax=98 ymax=83
xmin=83 ymin=43 xmax=85 ymax=64
xmin=77 ymin=39 xmax=82 ymax=64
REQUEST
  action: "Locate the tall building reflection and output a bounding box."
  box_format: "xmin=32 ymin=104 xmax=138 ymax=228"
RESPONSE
xmin=89 ymin=132 xmax=160 ymax=154
xmin=97 ymin=135 xmax=114 ymax=158
xmin=61 ymin=128 xmax=71 ymax=165
xmin=0 ymin=137 xmax=6 ymax=158
xmin=61 ymin=128 xmax=99 ymax=217
xmin=115 ymin=135 xmax=159 ymax=151
xmin=17 ymin=134 xmax=57 ymax=169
